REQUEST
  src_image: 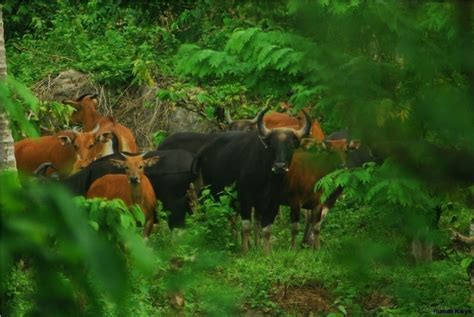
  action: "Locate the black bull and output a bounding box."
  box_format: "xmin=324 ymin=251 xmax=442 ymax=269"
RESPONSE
xmin=191 ymin=108 xmax=312 ymax=254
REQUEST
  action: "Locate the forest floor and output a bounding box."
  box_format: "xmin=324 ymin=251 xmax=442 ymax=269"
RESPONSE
xmin=142 ymin=200 xmax=472 ymax=316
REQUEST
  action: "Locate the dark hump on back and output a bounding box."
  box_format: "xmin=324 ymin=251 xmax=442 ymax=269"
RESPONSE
xmin=61 ymin=156 xmax=124 ymax=195
xmin=145 ymin=149 xmax=195 ymax=174
xmin=326 ymin=129 xmax=349 ymax=140
xmin=157 ymin=132 xmax=221 ymax=153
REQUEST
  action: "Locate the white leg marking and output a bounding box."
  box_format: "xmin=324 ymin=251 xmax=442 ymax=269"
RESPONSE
xmin=262 ymin=225 xmax=272 ymax=255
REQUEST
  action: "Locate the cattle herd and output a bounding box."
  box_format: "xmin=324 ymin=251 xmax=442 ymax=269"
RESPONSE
xmin=15 ymin=93 xmax=373 ymax=252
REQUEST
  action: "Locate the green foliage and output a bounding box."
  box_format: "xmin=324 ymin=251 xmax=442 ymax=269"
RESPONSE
xmin=1 ymin=173 xmax=132 ymax=316
xmin=187 ymin=185 xmax=238 ymax=251
xmin=0 ymin=77 xmax=39 ymax=138
xmin=77 ymin=197 xmax=156 ymax=281
xmin=174 ymin=27 xmax=308 ymax=98
xmin=3 ymin=0 xmax=474 ymax=315
xmin=152 ymin=130 xmax=168 ymax=146
xmin=5 ymin=1 xmax=176 ymax=87
xmin=317 ymin=159 xmax=442 ymax=246
xmin=141 ymin=186 xmax=242 ymax=316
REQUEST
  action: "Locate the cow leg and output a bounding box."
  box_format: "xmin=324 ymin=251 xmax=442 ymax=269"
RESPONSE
xmin=262 ymin=225 xmax=272 ymax=256
xmin=412 ymin=236 xmax=433 ymax=263
xmin=411 ymin=239 xmax=422 ymax=263
xmin=302 ymin=205 xmax=319 ymax=246
xmin=240 ymin=200 xmax=253 ymax=255
xmin=230 ymin=212 xmax=239 ymax=243
xmin=312 ymin=206 xmax=329 ymax=250
xmin=310 ymin=188 xmax=342 ymax=249
xmin=242 ymin=219 xmax=251 ymax=255
xmin=254 ymin=219 xmax=261 ymax=248
xmin=186 ymin=183 xmax=199 ymax=213
xmin=165 ymin=198 xmax=188 ymax=229
xmin=260 ymin=200 xmax=280 ymax=256
xmin=253 ymin=201 xmax=266 ymax=250
xmin=422 ymin=240 xmax=433 ymax=262
xmin=143 ymin=217 xmax=154 ymax=241
xmin=290 ymin=202 xmax=301 ymax=249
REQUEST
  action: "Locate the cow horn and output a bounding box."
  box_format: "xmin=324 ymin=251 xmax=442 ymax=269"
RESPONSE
xmin=34 ymin=162 xmax=57 ymax=177
xmin=224 ymin=109 xmax=233 ymax=124
xmin=91 ymin=124 xmax=100 ymax=134
xmin=72 ymin=126 xmax=81 ymax=133
xmin=248 ymin=113 xmax=259 ymax=124
xmin=294 ymin=110 xmax=312 ymax=139
xmin=257 ymin=107 xmax=271 ymax=138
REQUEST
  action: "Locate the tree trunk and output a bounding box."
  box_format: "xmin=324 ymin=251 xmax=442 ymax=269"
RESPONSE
xmin=0 ymin=5 xmax=17 ymax=171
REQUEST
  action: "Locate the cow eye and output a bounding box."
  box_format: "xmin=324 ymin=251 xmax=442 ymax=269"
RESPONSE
xmin=88 ymin=144 xmax=93 ymax=148
xmin=139 ymin=165 xmax=143 ymax=169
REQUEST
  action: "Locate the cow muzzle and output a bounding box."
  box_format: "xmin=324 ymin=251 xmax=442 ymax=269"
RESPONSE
xmin=129 ymin=176 xmax=140 ymax=184
xmin=272 ymin=163 xmax=289 ymax=174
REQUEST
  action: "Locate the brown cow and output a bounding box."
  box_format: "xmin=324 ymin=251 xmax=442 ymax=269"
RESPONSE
xmin=94 ymin=117 xmax=138 ymax=154
xmin=62 ymin=94 xmax=101 ymax=131
xmin=53 ymin=124 xmax=124 ymax=173
xmin=70 ymin=119 xmax=138 ymax=172
xmin=62 ymin=94 xmax=138 ymax=153
xmin=86 ymin=153 xmax=160 ymax=239
xmin=283 ymin=146 xmax=348 ymax=249
xmin=284 ymin=135 xmax=374 ymax=250
xmin=14 ymin=131 xmax=77 ymax=177
xmin=64 ymin=128 xmax=107 ymax=173
xmin=225 ymin=110 xmax=325 ymax=142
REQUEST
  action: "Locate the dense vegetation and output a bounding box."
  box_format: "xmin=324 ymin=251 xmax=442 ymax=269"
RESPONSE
xmin=2 ymin=1 xmax=473 ymax=315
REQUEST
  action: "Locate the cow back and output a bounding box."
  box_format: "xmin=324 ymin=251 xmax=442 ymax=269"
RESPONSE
xmin=157 ymin=132 xmax=221 ymax=154
xmin=15 ymin=135 xmax=76 ymax=176
xmin=97 ymin=118 xmax=138 ymax=153
xmin=196 ymin=132 xmax=276 ymax=198
xmin=87 ymin=174 xmax=156 ymax=211
xmin=87 ymin=174 xmax=134 ymax=205
xmin=112 ymin=123 xmax=138 ymax=153
xmin=61 ymin=157 xmax=124 ymax=196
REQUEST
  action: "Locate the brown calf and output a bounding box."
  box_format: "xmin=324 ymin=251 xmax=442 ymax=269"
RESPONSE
xmin=86 ymin=153 xmax=160 ymax=239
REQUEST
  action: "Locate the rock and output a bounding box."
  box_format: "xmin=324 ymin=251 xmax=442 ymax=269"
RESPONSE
xmin=167 ymin=105 xmax=216 ymax=135
xmin=34 ymin=69 xmax=96 ymax=102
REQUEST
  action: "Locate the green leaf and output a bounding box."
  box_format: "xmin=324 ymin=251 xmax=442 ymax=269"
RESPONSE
xmin=337 ymin=304 xmax=347 ymax=315
xmin=460 ymin=257 xmax=473 ymax=271
xmin=88 ymin=220 xmax=99 ymax=231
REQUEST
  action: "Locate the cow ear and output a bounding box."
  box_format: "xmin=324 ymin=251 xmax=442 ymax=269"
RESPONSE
xmin=98 ymin=131 xmax=114 ymax=143
xmin=89 ymin=95 xmax=98 ymax=106
xmin=62 ymin=99 xmax=80 ymax=109
xmin=57 ymin=135 xmax=73 ymax=145
xmin=349 ymin=139 xmax=361 ymax=150
xmin=109 ymin=159 xmax=125 ymax=168
xmin=300 ymin=138 xmax=316 ymax=150
xmin=144 ymin=156 xmax=160 ymax=167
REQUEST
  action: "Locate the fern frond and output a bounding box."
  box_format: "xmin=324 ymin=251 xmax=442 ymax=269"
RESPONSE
xmin=225 ymin=27 xmax=261 ymax=54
